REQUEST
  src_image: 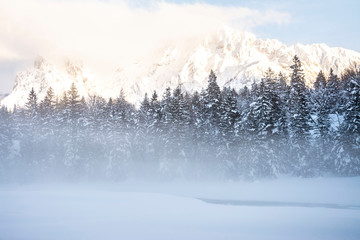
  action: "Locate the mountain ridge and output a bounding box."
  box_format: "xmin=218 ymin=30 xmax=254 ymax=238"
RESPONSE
xmin=2 ymin=27 xmax=360 ymax=108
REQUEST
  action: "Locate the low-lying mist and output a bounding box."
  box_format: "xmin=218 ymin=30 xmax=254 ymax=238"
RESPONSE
xmin=1 ymin=65 xmax=360 ymax=183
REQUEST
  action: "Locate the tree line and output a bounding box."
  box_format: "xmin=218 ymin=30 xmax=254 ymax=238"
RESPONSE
xmin=0 ymin=55 xmax=359 ymax=182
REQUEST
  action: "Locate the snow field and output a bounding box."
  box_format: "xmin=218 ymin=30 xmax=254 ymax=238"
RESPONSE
xmin=1 ymin=177 xmax=360 ymax=240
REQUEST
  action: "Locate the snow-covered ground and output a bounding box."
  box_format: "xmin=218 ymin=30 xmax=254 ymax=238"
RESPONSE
xmin=1 ymin=177 xmax=360 ymax=240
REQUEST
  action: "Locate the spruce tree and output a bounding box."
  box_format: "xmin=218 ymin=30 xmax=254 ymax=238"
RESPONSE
xmin=166 ymin=86 xmax=190 ymax=177
xmin=218 ymin=87 xmax=240 ymax=178
xmin=314 ymin=70 xmax=326 ymax=91
xmin=22 ymin=88 xmax=40 ymax=178
xmin=326 ymin=68 xmax=341 ymax=114
xmin=312 ymin=71 xmax=332 ymax=172
xmin=68 ymin=82 xmax=82 ymax=123
xmin=289 ymin=55 xmax=313 ymax=176
xmin=25 ymin=88 xmax=38 ymax=118
xmin=205 ymin=70 xmax=222 ymax=129
xmin=60 ymin=83 xmax=82 ymax=175
xmin=335 ymin=69 xmax=360 ymax=175
xmin=275 ymin=72 xmax=290 ymax=173
xmin=39 ymin=87 xmax=55 ymax=116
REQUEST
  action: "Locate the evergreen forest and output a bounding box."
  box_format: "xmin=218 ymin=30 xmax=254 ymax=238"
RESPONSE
xmin=1 ymin=56 xmax=359 ymax=182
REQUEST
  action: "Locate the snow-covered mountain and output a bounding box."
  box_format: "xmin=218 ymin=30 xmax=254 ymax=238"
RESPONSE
xmin=1 ymin=56 xmax=98 ymax=109
xmin=2 ymin=27 xmax=360 ymax=108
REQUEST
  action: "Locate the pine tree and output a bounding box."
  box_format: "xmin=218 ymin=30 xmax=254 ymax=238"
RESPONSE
xmin=85 ymin=95 xmax=108 ymax=178
xmin=57 ymin=91 xmax=70 ymax=127
xmin=37 ymin=87 xmax=57 ymax=174
xmin=164 ymin=86 xmax=190 ymax=178
xmin=22 ymin=88 xmax=41 ymax=178
xmin=200 ymin=71 xmax=223 ymax=176
xmin=189 ymin=90 xmax=208 ymax=177
xmin=263 ymin=68 xmax=282 ymax=138
xmin=205 ymin=70 xmax=222 ymax=129
xmin=250 ymin=80 xmax=259 ymax=101
xmin=289 ymin=55 xmax=313 ymax=176
xmin=39 ymin=87 xmax=55 ymax=115
xmin=146 ymin=90 xmax=163 ymax=171
xmin=326 ymin=68 xmax=341 ymax=114
xmin=131 ymin=93 xmax=156 ymax=177
xmin=263 ymin=69 xmax=287 ymax=175
xmin=149 ymin=90 xmax=162 ymax=130
xmin=59 ymin=83 xmax=83 ymax=176
xmin=314 ymin=70 xmax=326 ymax=91
xmin=114 ymin=89 xmax=132 ymax=127
xmin=160 ymin=87 xmax=172 ymax=137
xmin=275 ymin=72 xmax=291 ymax=173
xmin=219 ymin=87 xmax=240 ymax=145
xmin=311 ymin=71 xmax=332 ymax=172
xmin=335 ymin=69 xmax=360 ymax=175
xmin=238 ymin=86 xmax=251 ymax=112
xmin=218 ymin=87 xmax=240 ymax=178
xmin=25 ymin=88 xmax=38 ymax=118
xmin=68 ymin=82 xmax=82 ymax=123
xmin=237 ymin=87 xmax=262 ymax=180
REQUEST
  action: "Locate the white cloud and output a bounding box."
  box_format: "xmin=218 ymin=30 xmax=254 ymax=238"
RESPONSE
xmin=0 ymin=0 xmax=290 ymax=90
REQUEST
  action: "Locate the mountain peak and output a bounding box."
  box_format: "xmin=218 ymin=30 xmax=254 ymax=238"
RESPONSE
xmin=33 ymin=55 xmax=47 ymax=69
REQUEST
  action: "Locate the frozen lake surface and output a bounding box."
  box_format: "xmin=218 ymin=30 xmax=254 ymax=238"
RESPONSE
xmin=200 ymin=198 xmax=360 ymax=210
xmin=1 ymin=177 xmax=360 ymax=240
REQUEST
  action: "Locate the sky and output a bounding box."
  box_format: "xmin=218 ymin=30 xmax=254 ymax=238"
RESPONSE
xmin=0 ymin=0 xmax=359 ymax=94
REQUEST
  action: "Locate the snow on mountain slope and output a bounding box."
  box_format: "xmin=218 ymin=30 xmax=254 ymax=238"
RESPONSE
xmin=111 ymin=27 xmax=360 ymax=104
xmin=1 ymin=56 xmax=97 ymax=109
xmin=2 ymin=26 xmax=360 ymax=108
